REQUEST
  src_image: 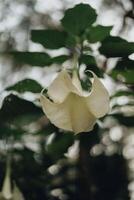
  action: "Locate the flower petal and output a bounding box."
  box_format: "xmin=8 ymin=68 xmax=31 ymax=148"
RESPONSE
xmin=85 ymin=72 xmax=109 ymax=118
xmin=68 ymin=94 xmax=96 ymax=134
xmin=1 ymin=165 xmax=12 ymax=199
xmin=40 ymin=94 xmax=72 ymax=131
xmin=13 ymin=184 xmax=24 ymax=200
xmin=72 ymin=71 xmax=83 ymax=93
xmin=40 ymin=93 xmax=96 ymax=134
xmin=47 ymin=70 xmax=81 ymax=103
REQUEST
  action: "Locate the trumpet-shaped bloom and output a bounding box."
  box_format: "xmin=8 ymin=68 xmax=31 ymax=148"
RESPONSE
xmin=0 ymin=162 xmax=24 ymax=200
xmin=40 ymin=70 xmax=109 ymax=134
xmin=1 ymin=164 xmax=12 ymax=199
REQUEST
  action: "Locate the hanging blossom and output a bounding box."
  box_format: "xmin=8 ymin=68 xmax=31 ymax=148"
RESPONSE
xmin=40 ymin=70 xmax=109 ymax=134
xmin=0 ymin=160 xmax=24 ymax=200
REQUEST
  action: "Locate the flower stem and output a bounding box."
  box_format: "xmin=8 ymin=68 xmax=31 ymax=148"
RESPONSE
xmin=72 ymin=51 xmax=79 ymax=72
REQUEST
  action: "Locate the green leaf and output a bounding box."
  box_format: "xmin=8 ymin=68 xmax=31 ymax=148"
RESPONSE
xmin=111 ymin=69 xmax=134 ymax=84
xmin=115 ymin=58 xmax=134 ymax=70
xmin=0 ymin=125 xmax=24 ymax=139
xmin=79 ymin=54 xmax=96 ymax=66
xmin=6 ymin=79 xmax=43 ymax=93
xmin=112 ymin=90 xmax=134 ymax=97
xmin=99 ymin=36 xmax=134 ymax=57
xmin=31 ymin=29 xmax=67 ymax=49
xmin=12 ymin=113 xmax=43 ymax=127
xmin=65 ymin=34 xmax=77 ymax=47
xmin=11 ymin=52 xmax=51 ymax=66
xmin=52 ymin=55 xmax=70 ymax=64
xmin=79 ymin=54 xmax=103 ymax=77
xmin=61 ymin=3 xmax=97 ymax=36
xmin=111 ymin=114 xmax=134 ymax=127
xmin=110 ymin=58 xmax=134 ymax=84
xmin=86 ymin=25 xmax=112 ymax=43
xmin=0 ymin=94 xmax=43 ymax=124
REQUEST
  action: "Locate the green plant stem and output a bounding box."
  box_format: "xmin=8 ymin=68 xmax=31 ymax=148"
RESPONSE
xmin=72 ymin=52 xmax=79 ymax=72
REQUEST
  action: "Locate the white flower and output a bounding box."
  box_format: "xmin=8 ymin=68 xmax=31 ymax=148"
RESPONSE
xmin=40 ymin=70 xmax=109 ymax=134
xmin=0 ymin=164 xmax=12 ymax=200
xmin=0 ymin=162 xmax=24 ymax=200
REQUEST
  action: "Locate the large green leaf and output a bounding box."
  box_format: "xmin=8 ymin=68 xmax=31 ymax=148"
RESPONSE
xmin=110 ymin=58 xmax=134 ymax=84
xmin=52 ymin=55 xmax=70 ymax=64
xmin=0 ymin=94 xmax=43 ymax=123
xmin=86 ymin=25 xmax=112 ymax=43
xmin=6 ymin=79 xmax=43 ymax=93
xmin=99 ymin=36 xmax=134 ymax=57
xmin=61 ymin=3 xmax=97 ymax=36
xmin=31 ymin=29 xmax=67 ymax=49
xmin=11 ymin=52 xmax=51 ymax=66
xmin=65 ymin=34 xmax=77 ymax=47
